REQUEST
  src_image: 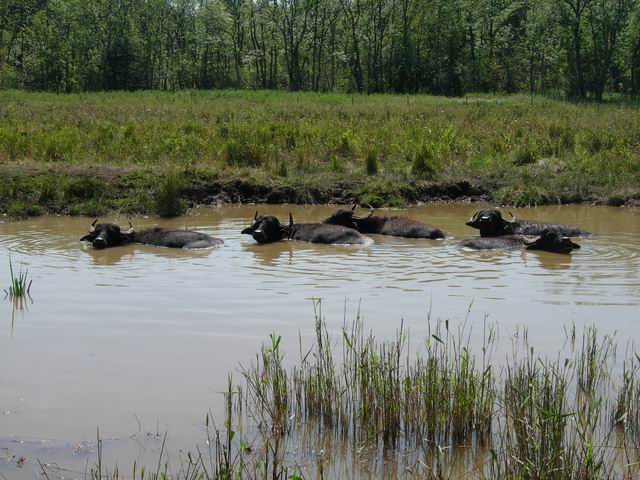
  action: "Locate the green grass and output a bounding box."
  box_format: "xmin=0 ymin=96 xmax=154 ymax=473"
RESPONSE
xmin=4 ymin=256 xmax=32 ymax=299
xmin=154 ymin=173 xmax=185 ymax=217
xmin=1 ymin=90 xmax=639 ymax=217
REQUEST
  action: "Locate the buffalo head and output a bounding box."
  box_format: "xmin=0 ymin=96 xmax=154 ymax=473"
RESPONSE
xmin=241 ymin=212 xmax=291 ymax=244
xmin=466 ymin=210 xmax=516 ymax=237
xmin=323 ymin=203 xmax=373 ymax=230
xmin=524 ymin=229 xmax=581 ymax=254
xmin=80 ymin=219 xmax=135 ymax=249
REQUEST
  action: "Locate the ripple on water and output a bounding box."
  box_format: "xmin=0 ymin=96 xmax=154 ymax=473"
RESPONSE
xmin=0 ymin=204 xmax=639 ymax=457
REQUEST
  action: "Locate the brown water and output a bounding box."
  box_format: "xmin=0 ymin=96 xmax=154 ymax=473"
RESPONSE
xmin=1 ymin=203 xmax=639 ymax=478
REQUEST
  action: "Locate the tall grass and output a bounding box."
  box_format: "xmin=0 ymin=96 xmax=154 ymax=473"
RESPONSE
xmin=44 ymin=307 xmax=640 ymax=479
xmin=1 ymin=91 xmax=639 ymax=213
xmin=4 ymin=256 xmax=32 ymax=300
xmin=154 ymin=174 xmax=185 ymax=217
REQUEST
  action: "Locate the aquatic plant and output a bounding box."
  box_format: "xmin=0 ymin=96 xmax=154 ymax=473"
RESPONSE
xmin=44 ymin=308 xmax=640 ymax=479
xmin=4 ymin=256 xmax=32 ymax=300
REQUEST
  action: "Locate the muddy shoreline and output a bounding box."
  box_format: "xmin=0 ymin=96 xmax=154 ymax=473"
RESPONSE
xmin=1 ymin=166 xmax=638 ymax=221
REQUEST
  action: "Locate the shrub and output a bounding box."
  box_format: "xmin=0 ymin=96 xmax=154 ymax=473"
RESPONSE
xmin=64 ymin=177 xmax=104 ymax=200
xmin=155 ymin=174 xmax=185 ymax=217
xmin=275 ymin=159 xmax=288 ymax=177
xmin=513 ymin=144 xmax=537 ymax=165
xmin=6 ymin=200 xmax=42 ymax=218
xmin=337 ymin=131 xmax=354 ymax=158
xmin=225 ymin=133 xmax=264 ymax=167
xmin=411 ymin=143 xmax=436 ymax=177
xmin=365 ymin=150 xmax=379 ymax=175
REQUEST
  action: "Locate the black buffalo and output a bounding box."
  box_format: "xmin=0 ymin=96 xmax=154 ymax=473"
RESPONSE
xmin=323 ymin=204 xmax=445 ymax=239
xmin=242 ymin=212 xmax=373 ymax=245
xmin=80 ymin=220 xmax=223 ymax=249
xmin=460 ymin=229 xmax=581 ymax=254
xmin=466 ymin=210 xmax=589 ymax=237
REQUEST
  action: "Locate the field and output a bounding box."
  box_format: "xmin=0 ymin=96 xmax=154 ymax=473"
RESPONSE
xmin=1 ymin=90 xmax=639 ymax=218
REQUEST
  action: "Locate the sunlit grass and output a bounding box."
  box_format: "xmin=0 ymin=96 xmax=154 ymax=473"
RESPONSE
xmin=1 ymin=90 xmax=639 ymax=216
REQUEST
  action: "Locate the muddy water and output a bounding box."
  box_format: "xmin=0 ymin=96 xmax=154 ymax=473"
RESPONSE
xmin=0 ymin=204 xmax=639 ymax=477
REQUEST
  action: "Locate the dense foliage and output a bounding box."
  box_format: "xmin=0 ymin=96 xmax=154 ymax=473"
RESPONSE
xmin=1 ymin=0 xmax=640 ymax=98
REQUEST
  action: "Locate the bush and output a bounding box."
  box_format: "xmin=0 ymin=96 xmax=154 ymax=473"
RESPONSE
xmin=411 ymin=143 xmax=436 ymax=178
xmin=275 ymin=159 xmax=288 ymax=177
xmin=64 ymin=177 xmax=104 ymax=200
xmin=6 ymin=201 xmax=42 ymax=218
xmin=155 ymin=174 xmax=185 ymax=217
xmin=337 ymin=131 xmax=354 ymax=158
xmin=225 ymin=132 xmax=265 ymax=167
xmin=365 ymin=150 xmax=379 ymax=175
xmin=513 ymin=144 xmax=536 ymax=165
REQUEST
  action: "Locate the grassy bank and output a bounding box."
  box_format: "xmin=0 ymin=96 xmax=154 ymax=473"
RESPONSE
xmin=1 ymin=90 xmax=639 ymax=218
xmin=70 ymin=309 xmax=640 ymax=479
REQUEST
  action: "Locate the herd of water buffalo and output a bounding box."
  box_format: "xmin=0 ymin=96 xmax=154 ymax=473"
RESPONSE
xmin=80 ymin=205 xmax=588 ymax=254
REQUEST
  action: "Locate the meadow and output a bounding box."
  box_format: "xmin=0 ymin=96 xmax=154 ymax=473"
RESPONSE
xmin=1 ymin=90 xmax=639 ymax=218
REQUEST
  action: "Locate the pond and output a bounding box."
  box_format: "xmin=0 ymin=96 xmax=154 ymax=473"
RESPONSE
xmin=1 ymin=203 xmax=639 ymax=477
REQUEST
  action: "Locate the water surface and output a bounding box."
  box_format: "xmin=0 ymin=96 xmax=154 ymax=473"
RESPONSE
xmin=1 ymin=204 xmax=639 ymax=477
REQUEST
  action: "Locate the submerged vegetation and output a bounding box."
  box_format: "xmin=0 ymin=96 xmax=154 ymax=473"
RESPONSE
xmin=1 ymin=90 xmax=639 ymax=218
xmin=68 ymin=306 xmax=640 ymax=479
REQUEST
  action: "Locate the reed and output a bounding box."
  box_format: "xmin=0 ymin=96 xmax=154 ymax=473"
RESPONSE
xmin=69 ymin=307 xmax=640 ymax=479
xmin=4 ymin=256 xmax=32 ymax=299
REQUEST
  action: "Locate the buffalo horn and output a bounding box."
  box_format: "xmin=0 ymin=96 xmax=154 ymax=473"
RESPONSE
xmin=351 ymin=203 xmax=357 ymax=211
xmin=355 ymin=209 xmax=374 ymax=221
xmin=468 ymin=211 xmax=481 ymax=223
xmin=287 ymin=213 xmax=295 ymax=240
xmin=522 ymin=234 xmax=540 ymax=245
xmin=254 ymin=211 xmax=258 ymax=221
xmin=124 ymin=221 xmax=135 ymax=235
xmin=353 ymin=204 xmax=374 ymax=221
xmin=506 ymin=211 xmax=517 ymax=223
xmin=89 ymin=219 xmax=98 ymax=233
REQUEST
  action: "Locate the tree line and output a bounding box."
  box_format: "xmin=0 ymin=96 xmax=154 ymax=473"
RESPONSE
xmin=2 ymin=0 xmax=640 ymax=99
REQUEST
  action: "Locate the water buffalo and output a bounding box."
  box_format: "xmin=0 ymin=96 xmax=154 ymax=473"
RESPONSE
xmin=241 ymin=212 xmax=373 ymax=245
xmin=466 ymin=210 xmax=589 ymax=237
xmin=460 ymin=229 xmax=581 ymax=254
xmin=323 ymin=204 xmax=445 ymax=239
xmin=80 ymin=220 xmax=223 ymax=249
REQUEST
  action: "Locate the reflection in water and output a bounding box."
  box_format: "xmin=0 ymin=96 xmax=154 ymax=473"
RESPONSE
xmin=0 ymin=204 xmax=639 ymax=477
xmin=81 ymin=242 xmax=217 ymax=266
xmin=8 ymin=296 xmax=31 ymax=335
xmin=527 ymin=249 xmax=574 ymax=270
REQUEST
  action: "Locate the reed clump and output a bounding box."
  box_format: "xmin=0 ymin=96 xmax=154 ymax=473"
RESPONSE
xmin=4 ymin=256 xmax=32 ymax=300
xmin=76 ymin=309 xmax=640 ymax=479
